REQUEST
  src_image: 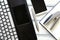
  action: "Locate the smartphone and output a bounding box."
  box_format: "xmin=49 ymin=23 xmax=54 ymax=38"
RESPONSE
xmin=31 ymin=0 xmax=47 ymax=14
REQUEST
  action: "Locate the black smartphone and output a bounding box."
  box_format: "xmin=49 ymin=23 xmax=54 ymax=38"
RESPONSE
xmin=8 ymin=0 xmax=37 ymax=40
xmin=31 ymin=0 xmax=47 ymax=14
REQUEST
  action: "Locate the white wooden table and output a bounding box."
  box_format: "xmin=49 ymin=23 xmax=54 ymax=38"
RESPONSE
xmin=26 ymin=0 xmax=60 ymax=40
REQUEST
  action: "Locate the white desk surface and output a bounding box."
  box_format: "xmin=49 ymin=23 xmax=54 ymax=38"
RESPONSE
xmin=26 ymin=0 xmax=60 ymax=40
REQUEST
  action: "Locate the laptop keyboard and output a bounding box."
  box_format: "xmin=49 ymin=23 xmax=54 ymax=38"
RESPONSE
xmin=0 ymin=0 xmax=18 ymax=40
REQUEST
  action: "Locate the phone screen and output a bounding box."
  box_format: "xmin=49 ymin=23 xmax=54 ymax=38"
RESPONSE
xmin=31 ymin=0 xmax=47 ymax=13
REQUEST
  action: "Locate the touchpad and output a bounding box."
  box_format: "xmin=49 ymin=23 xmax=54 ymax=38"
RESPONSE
xmin=12 ymin=4 xmax=30 ymax=25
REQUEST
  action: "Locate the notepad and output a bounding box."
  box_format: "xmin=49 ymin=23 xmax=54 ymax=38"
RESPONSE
xmin=40 ymin=2 xmax=60 ymax=40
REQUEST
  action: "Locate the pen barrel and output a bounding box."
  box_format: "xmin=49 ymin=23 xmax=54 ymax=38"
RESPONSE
xmin=40 ymin=13 xmax=53 ymax=25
